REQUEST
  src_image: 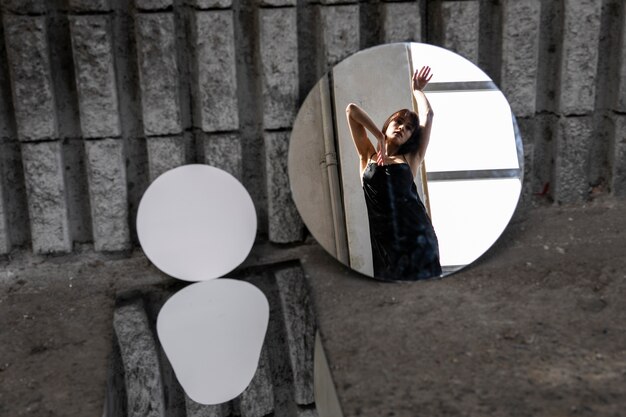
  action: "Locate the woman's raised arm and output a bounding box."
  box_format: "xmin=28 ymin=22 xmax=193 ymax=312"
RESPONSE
xmin=345 ymin=103 xmax=385 ymax=170
xmin=412 ymin=66 xmax=434 ymax=162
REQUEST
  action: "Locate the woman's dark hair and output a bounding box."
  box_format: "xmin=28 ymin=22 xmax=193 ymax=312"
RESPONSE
xmin=381 ymin=109 xmax=421 ymax=156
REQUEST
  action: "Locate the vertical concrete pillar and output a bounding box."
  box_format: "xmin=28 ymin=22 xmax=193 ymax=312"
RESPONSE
xmin=113 ymin=299 xmax=165 ymax=417
xmin=554 ymin=116 xmax=594 ymax=203
xmin=84 ymin=140 xmax=130 ymax=251
xmin=617 ymin=9 xmax=626 ymax=113
xmin=3 ymin=15 xmax=58 ymax=141
xmin=265 ymin=131 xmax=303 ymax=243
xmin=203 ymin=133 xmax=242 ymax=181
xmin=21 ymin=142 xmax=72 ymax=253
xmin=69 ymin=15 xmax=121 ymax=139
xmin=237 ymin=346 xmax=274 ymax=417
xmin=0 ymin=18 xmax=13 ymax=254
xmin=136 ymin=10 xmax=183 ymax=189
xmin=146 ymin=137 xmax=187 ymax=181
xmin=553 ymin=0 xmax=601 ymax=203
xmin=612 ymin=115 xmax=626 ymax=197
xmin=381 ymin=1 xmax=421 ymax=44
xmin=190 ymin=9 xmax=238 ymax=132
xmin=500 ymin=0 xmax=541 ymax=118
xmin=259 ymin=7 xmax=298 ymax=130
xmin=440 ymin=0 xmax=479 ymax=64
xmin=135 ymin=12 xmax=182 ymax=136
xmin=259 ymin=6 xmax=302 ymax=242
xmin=4 ymin=15 xmax=72 ymax=253
xmin=319 ymin=4 xmax=360 ymax=73
xmin=558 ymin=0 xmax=602 ymax=115
xmin=70 ymin=15 xmax=130 ymax=251
xmin=274 ymin=265 xmax=315 ymax=405
xmin=191 ymin=8 xmax=242 ymax=180
xmin=0 ymin=177 xmax=9 ymax=254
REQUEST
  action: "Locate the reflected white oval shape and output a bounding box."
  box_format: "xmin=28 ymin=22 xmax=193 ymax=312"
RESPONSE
xmin=157 ymin=279 xmax=270 ymax=405
xmin=136 ymin=165 xmax=257 ymax=281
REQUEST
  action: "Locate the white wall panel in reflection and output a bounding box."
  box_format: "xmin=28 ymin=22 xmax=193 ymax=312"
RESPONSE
xmin=425 ymin=91 xmax=519 ymax=172
xmin=410 ymin=43 xmax=491 ymax=82
xmin=428 ymin=178 xmax=522 ymax=267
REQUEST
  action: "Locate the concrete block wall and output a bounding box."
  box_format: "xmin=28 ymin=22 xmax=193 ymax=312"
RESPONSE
xmin=0 ymin=0 xmax=625 ymax=254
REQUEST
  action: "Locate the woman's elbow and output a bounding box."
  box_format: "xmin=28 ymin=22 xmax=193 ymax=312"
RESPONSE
xmin=346 ymin=103 xmax=358 ymax=114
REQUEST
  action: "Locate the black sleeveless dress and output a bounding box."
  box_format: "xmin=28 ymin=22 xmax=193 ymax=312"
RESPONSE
xmin=362 ymin=161 xmax=442 ymax=281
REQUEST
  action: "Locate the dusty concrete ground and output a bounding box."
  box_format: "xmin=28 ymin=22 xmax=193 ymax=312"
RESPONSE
xmin=0 ymin=198 xmax=625 ymax=417
xmin=302 ymin=197 xmax=626 ymax=417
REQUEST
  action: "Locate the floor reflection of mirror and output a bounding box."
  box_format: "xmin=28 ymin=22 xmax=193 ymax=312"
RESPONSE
xmin=106 ymin=263 xmax=317 ymax=417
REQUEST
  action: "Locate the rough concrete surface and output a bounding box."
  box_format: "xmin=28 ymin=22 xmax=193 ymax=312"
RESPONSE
xmin=3 ymin=15 xmax=58 ymax=141
xmin=1 ymin=198 xmax=625 ymax=417
xmin=69 ymin=15 xmax=121 ymax=139
xmin=440 ymin=1 xmax=479 ymax=64
xmin=302 ymin=198 xmax=626 ymax=417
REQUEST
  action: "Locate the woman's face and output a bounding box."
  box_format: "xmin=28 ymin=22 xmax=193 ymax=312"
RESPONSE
xmin=385 ymin=118 xmax=414 ymax=144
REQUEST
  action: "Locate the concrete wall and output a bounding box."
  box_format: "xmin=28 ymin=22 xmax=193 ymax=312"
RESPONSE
xmin=0 ymin=0 xmax=624 ymax=254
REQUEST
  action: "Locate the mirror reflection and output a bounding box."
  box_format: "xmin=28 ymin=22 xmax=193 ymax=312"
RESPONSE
xmin=289 ymin=43 xmax=523 ymax=281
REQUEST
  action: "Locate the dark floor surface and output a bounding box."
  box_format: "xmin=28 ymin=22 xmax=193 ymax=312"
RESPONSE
xmin=1 ymin=198 xmax=625 ymax=417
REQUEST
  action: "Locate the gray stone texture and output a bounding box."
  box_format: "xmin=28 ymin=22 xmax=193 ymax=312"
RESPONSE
xmin=0 ymin=178 xmax=9 ymax=254
xmin=136 ymin=13 xmax=182 ymax=136
xmin=202 ymin=132 xmax=242 ymax=181
xmin=70 ymin=16 xmax=121 ymax=139
xmin=21 ymin=141 xmax=71 ymax=253
xmin=441 ymin=0 xmax=480 ymax=64
xmin=264 ymin=131 xmax=304 ymax=243
xmin=613 ymin=115 xmax=626 ymax=197
xmin=184 ymin=0 xmax=231 ymax=8
xmin=0 ymin=140 xmax=29 ymax=246
xmin=67 ymin=0 xmax=111 ymax=11
xmin=274 ymin=265 xmax=315 ymax=405
xmin=238 ymin=346 xmax=274 ymax=417
xmin=259 ymin=8 xmax=298 ymax=130
xmin=617 ymin=9 xmax=626 ymax=112
xmin=500 ymin=0 xmax=541 ymax=118
xmin=559 ymin=0 xmax=601 ymax=115
xmin=554 ymin=116 xmax=593 ymax=203
xmin=3 ymin=15 xmax=58 ymax=141
xmin=320 ymin=0 xmax=357 ymax=4
xmin=319 ymin=5 xmax=360 ymax=71
xmin=0 ymin=0 xmax=46 ymax=14
xmin=146 ymin=136 xmax=187 ymax=182
xmin=135 ymin=0 xmax=173 ymax=10
xmin=191 ymin=10 xmax=238 ymax=132
xmin=381 ymin=2 xmax=421 ymax=44
xmin=0 ymin=13 xmax=15 ymax=139
xmin=85 ymin=139 xmax=130 ymax=251
xmin=185 ymin=395 xmax=230 ymax=417
xmin=296 ymin=407 xmax=319 ymax=417
xmin=113 ymin=299 xmax=165 ymax=417
xmin=258 ymin=0 xmax=295 ymax=6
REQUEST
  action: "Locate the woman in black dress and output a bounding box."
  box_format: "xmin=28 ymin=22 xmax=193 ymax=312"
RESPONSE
xmin=345 ymin=66 xmax=441 ymax=281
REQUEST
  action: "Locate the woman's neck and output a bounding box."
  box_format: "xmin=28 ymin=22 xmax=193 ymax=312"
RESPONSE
xmin=385 ymin=138 xmax=400 ymax=156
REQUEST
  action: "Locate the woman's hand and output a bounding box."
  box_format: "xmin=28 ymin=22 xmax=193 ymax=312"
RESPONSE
xmin=376 ymin=131 xmax=387 ymax=166
xmin=413 ymin=65 xmax=433 ymax=92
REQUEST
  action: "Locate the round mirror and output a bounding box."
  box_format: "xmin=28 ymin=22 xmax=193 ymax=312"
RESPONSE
xmin=288 ymin=43 xmax=523 ymax=281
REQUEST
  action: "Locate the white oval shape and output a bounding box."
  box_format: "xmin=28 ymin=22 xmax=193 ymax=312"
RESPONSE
xmin=136 ymin=165 xmax=257 ymax=281
xmin=157 ymin=279 xmax=270 ymax=405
